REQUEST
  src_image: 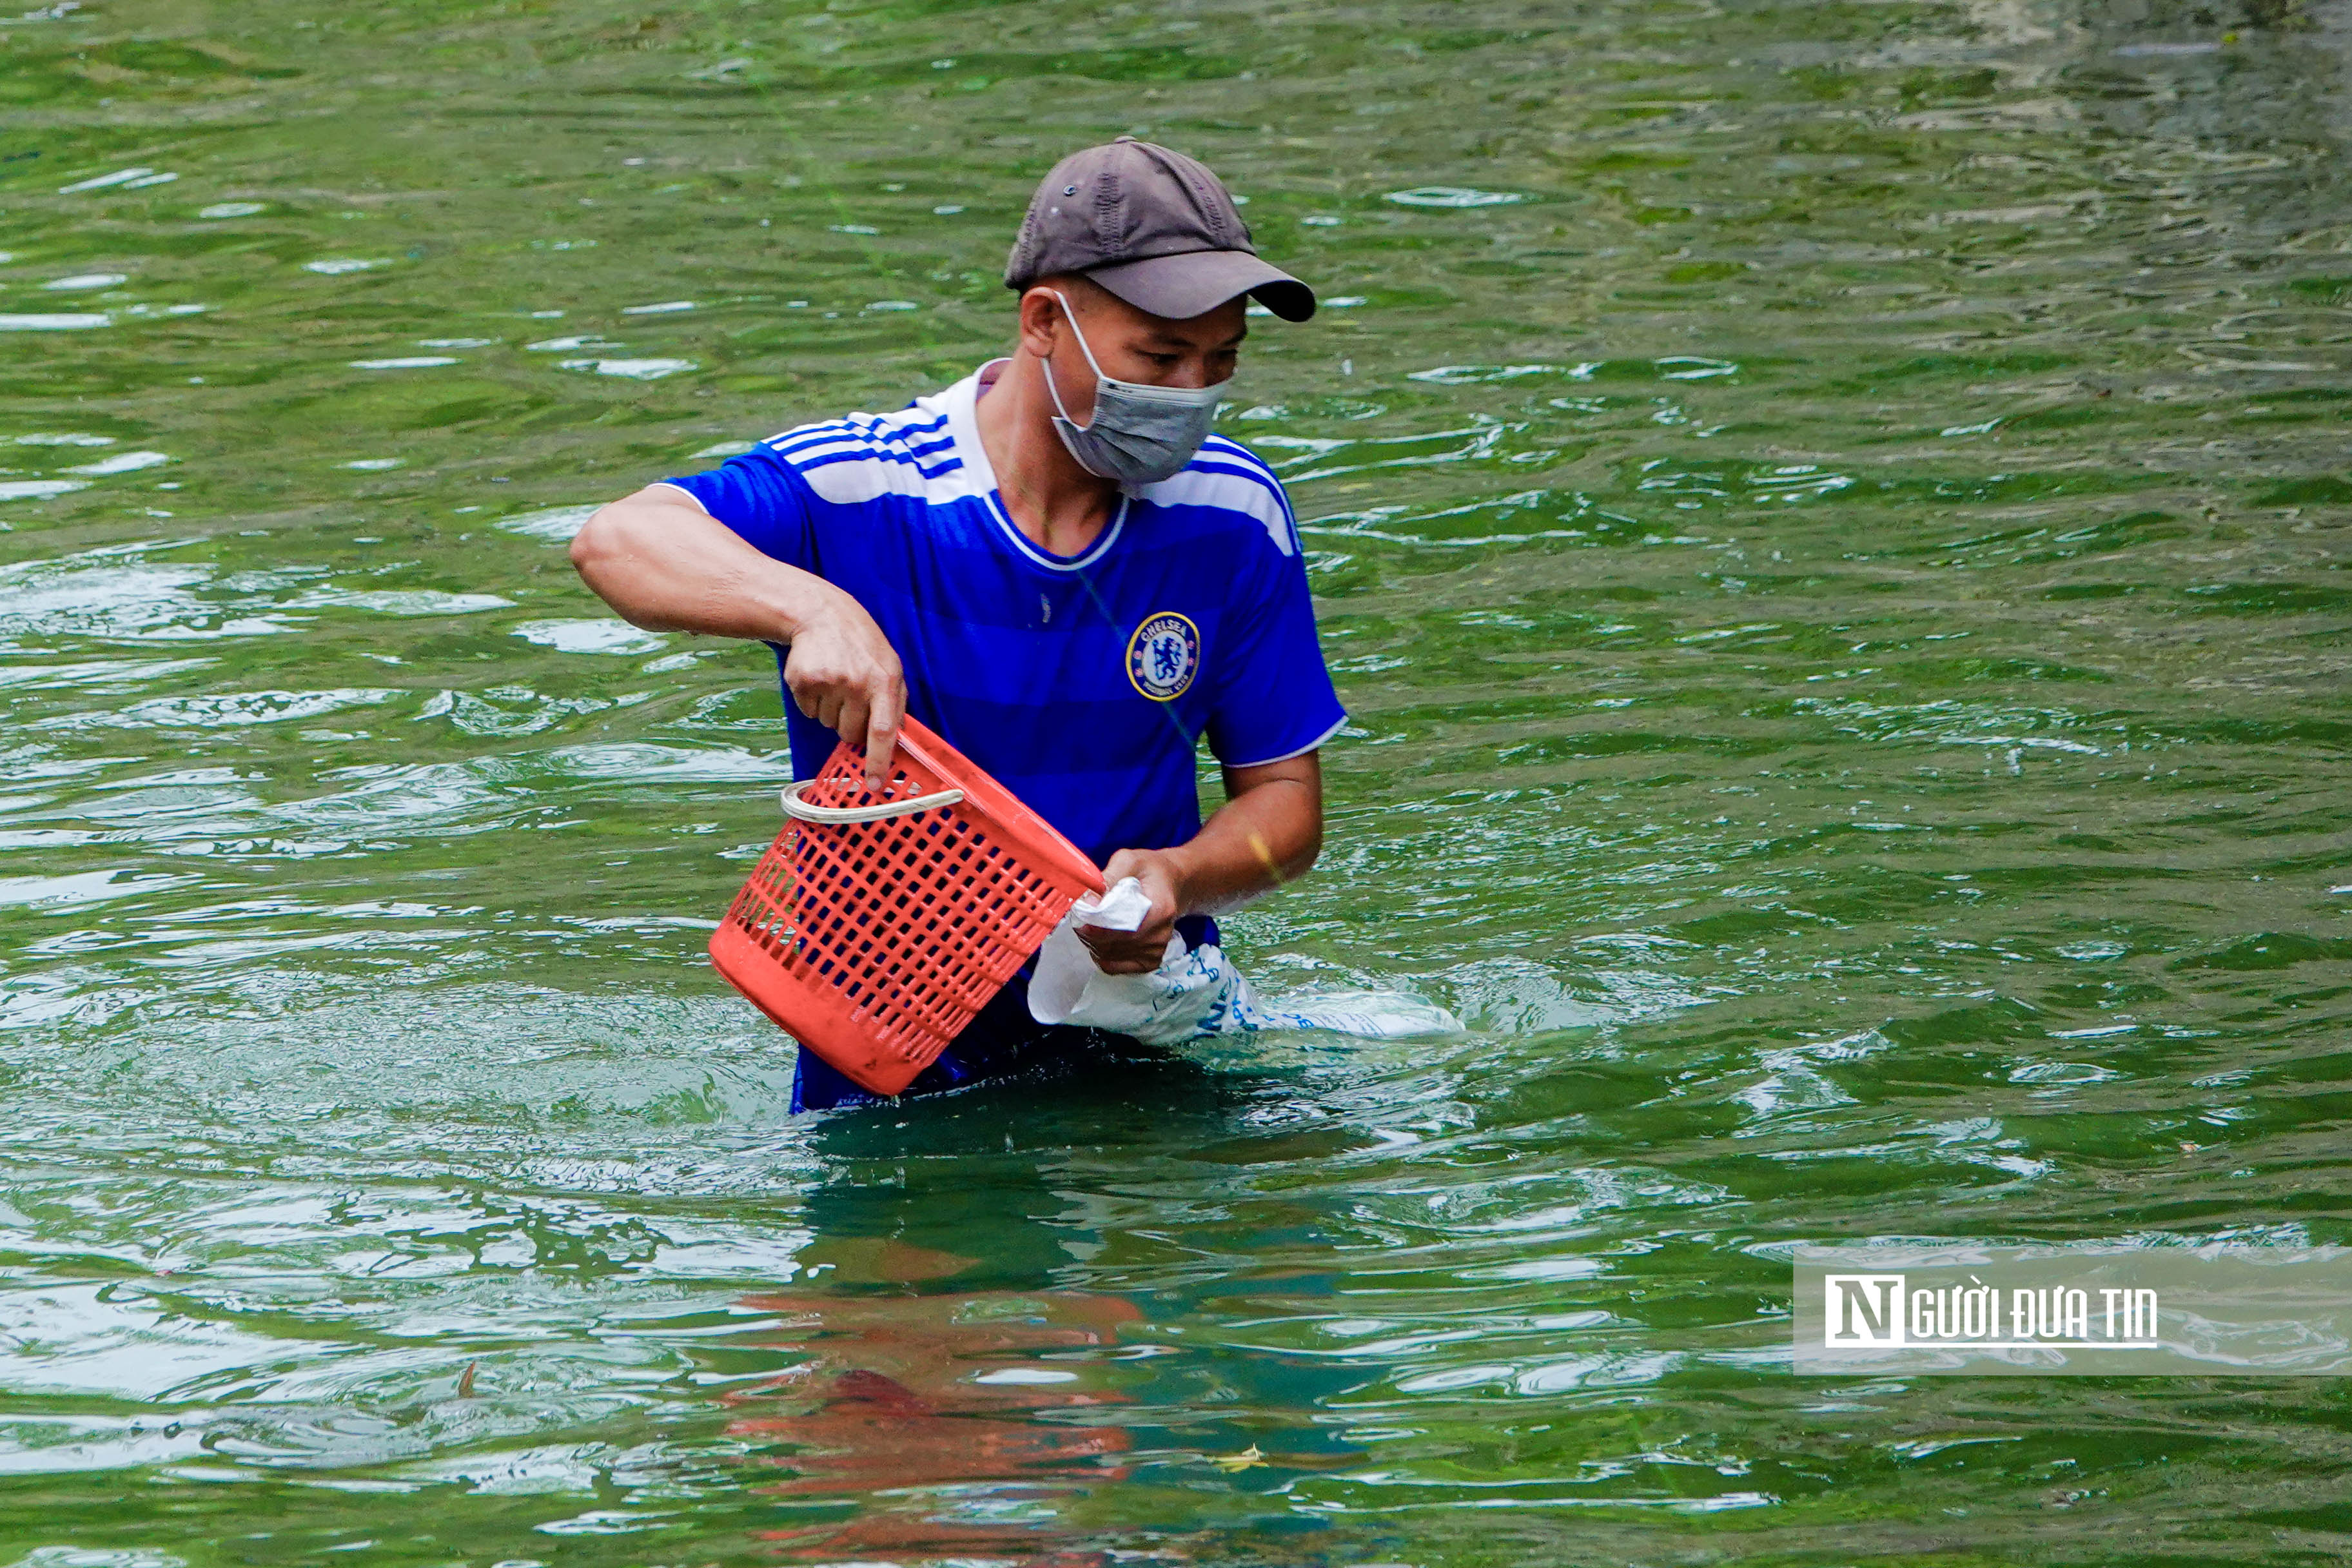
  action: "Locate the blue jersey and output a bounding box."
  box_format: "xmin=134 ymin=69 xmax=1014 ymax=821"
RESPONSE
xmin=659 ymin=359 xmax=1346 ymax=870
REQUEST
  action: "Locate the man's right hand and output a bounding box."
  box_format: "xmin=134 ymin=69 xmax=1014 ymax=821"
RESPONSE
xmin=567 ymin=488 xmax=908 ymax=789
xmin=785 ymin=589 xmax=906 ymax=790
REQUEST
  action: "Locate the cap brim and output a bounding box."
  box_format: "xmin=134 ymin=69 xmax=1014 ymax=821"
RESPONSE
xmin=1084 ymin=250 xmax=1317 ymax=323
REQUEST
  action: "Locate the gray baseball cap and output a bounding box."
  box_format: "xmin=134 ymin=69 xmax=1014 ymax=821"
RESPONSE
xmin=1004 ymin=137 xmax=1316 ymax=323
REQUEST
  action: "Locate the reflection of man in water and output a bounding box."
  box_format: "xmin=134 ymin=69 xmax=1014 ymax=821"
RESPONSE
xmin=726 ymin=1056 xmax=1374 ymax=1563
xmin=734 ymin=1286 xmax=1141 ymax=1562
xmin=728 ymin=1073 xmax=1149 ymax=1563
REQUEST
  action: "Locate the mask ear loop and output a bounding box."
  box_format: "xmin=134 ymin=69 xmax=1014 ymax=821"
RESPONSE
xmin=1038 ymin=288 xmax=1110 ymax=432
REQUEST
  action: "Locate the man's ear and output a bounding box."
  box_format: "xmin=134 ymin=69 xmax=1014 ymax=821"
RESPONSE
xmin=1015 ymin=288 xmax=1062 ymax=361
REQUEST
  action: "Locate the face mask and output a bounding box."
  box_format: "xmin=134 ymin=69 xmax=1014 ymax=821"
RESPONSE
xmin=1039 ymin=288 xmax=1226 ymax=487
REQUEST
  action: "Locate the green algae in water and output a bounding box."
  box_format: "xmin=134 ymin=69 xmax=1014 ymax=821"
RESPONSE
xmin=0 ymin=0 xmax=2348 ymax=1562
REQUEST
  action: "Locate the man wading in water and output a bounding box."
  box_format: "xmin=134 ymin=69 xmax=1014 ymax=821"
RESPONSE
xmin=571 ymin=139 xmax=1344 ymax=1111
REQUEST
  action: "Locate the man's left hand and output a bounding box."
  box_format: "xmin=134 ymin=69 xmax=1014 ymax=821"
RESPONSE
xmin=1072 ymin=752 xmax=1323 ymax=979
xmin=1079 ymin=847 xmax=1188 ymax=975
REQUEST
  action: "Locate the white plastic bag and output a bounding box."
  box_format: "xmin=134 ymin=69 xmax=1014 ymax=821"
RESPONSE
xmin=1027 ymin=877 xmax=1459 ymax=1043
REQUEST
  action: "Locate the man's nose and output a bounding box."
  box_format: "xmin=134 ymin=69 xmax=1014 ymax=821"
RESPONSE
xmin=1168 ymin=357 xmax=1233 ymax=390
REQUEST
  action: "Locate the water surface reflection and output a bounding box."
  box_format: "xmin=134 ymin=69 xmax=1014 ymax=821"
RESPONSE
xmin=4 ymin=0 xmax=2350 ymax=1559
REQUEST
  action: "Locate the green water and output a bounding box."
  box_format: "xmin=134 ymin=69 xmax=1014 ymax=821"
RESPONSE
xmin=2 ymin=0 xmax=2349 ymax=1561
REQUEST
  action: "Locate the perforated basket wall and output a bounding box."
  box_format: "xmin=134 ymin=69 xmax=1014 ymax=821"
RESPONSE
xmin=708 ymin=717 xmax=1104 ymax=1097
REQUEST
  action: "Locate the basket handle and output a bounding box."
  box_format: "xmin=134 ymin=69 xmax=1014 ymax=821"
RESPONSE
xmin=781 ymin=779 xmax=967 ymax=824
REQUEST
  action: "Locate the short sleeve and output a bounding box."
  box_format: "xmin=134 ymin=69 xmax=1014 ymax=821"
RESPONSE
xmin=658 ymin=446 xmax=816 ymax=571
xmin=1203 ymin=543 xmax=1347 ymax=769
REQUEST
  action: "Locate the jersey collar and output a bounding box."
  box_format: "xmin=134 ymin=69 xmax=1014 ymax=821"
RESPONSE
xmin=946 ymin=358 xmax=1127 ymax=574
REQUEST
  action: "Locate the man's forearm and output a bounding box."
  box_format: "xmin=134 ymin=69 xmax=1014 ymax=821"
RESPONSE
xmin=570 ymin=487 xmax=910 ymax=783
xmin=1084 ymin=752 xmax=1324 ymax=972
xmin=569 ymin=487 xmax=840 ymax=643
xmin=1168 ymin=773 xmax=1322 ymax=917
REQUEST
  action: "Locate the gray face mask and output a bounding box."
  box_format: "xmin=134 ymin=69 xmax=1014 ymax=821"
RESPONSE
xmin=1040 ymin=288 xmax=1227 ymax=487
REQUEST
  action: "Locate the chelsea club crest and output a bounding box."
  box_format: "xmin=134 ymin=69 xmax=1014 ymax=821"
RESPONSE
xmin=1126 ymin=611 xmax=1200 ymax=701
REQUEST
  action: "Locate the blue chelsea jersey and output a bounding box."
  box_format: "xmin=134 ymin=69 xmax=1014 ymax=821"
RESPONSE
xmin=658 ymin=359 xmax=1346 ymax=869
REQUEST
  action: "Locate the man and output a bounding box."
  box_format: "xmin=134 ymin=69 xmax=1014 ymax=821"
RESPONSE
xmin=570 ymin=137 xmax=1344 ymax=1111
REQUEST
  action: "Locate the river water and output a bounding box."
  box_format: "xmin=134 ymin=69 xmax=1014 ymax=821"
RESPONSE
xmin=3 ymin=0 xmax=2349 ymax=1562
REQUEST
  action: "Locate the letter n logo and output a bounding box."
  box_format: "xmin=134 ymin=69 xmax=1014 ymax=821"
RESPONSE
xmin=1825 ymin=1273 xmax=1906 ymax=1346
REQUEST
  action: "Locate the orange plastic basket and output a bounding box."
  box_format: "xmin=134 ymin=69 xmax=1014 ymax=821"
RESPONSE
xmin=709 ymin=715 xmax=1106 ymax=1097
